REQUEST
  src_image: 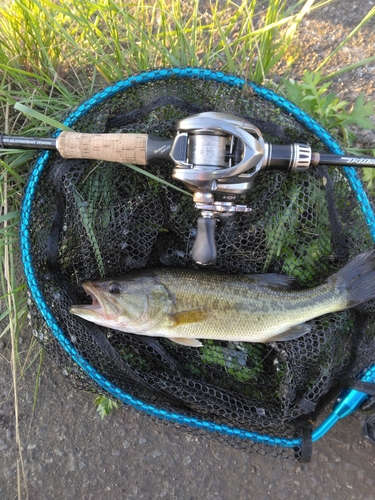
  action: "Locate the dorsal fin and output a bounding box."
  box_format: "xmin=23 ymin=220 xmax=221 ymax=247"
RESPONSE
xmin=249 ymin=273 xmax=298 ymax=289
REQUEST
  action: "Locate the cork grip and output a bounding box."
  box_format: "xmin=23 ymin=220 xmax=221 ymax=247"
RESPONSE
xmin=56 ymin=132 xmax=148 ymax=165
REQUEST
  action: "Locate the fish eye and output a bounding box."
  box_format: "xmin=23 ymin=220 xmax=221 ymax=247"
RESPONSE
xmin=108 ymin=282 xmax=121 ymax=294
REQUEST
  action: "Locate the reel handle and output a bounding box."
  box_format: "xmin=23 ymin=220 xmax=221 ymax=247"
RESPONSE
xmin=191 ymin=217 xmax=217 ymax=265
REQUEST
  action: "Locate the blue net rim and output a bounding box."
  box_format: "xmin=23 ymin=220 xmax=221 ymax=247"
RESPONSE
xmin=19 ymin=67 xmax=375 ymax=449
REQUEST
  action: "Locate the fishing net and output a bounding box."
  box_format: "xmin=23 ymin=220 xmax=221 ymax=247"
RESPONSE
xmin=21 ymin=69 xmax=375 ymax=461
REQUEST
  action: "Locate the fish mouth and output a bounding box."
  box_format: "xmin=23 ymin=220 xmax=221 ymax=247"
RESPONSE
xmin=70 ymin=282 xmax=108 ymax=318
xmin=83 ymin=282 xmax=108 ymax=312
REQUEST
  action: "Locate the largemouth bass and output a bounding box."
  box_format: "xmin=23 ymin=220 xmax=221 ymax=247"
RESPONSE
xmin=70 ymin=249 xmax=375 ymax=347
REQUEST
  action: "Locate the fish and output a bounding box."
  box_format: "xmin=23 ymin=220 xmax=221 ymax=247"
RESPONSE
xmin=70 ymin=248 xmax=375 ymax=347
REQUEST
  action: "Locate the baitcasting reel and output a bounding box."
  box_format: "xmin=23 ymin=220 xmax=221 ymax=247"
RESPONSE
xmin=170 ymin=112 xmax=311 ymax=264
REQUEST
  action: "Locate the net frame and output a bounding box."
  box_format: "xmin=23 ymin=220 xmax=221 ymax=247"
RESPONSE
xmin=19 ymin=67 xmax=375 ymax=460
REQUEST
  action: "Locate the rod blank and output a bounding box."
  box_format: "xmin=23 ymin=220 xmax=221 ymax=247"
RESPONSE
xmin=0 ymin=134 xmax=57 ymax=150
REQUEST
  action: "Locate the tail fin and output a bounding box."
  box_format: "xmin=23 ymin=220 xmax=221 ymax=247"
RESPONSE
xmin=333 ymin=248 xmax=375 ymax=307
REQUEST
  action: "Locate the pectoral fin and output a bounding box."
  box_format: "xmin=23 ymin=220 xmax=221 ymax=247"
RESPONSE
xmin=168 ymin=309 xmax=208 ymax=327
xmin=265 ymin=323 xmax=311 ymax=342
xmin=169 ymin=337 xmax=203 ymax=347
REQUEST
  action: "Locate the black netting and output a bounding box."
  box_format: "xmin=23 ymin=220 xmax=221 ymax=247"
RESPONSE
xmin=25 ymin=75 xmax=375 ymax=461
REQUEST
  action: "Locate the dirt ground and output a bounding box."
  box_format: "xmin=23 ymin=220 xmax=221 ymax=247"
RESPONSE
xmin=1 ymin=1 xmax=375 ymax=499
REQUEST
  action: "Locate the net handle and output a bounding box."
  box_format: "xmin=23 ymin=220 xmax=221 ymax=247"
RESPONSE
xmin=56 ymin=131 xmax=148 ymax=165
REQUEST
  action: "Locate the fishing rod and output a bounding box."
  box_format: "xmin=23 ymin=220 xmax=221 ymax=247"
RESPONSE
xmin=2 ymin=111 xmax=375 ymax=169
xmin=3 ymin=111 xmax=375 ymax=264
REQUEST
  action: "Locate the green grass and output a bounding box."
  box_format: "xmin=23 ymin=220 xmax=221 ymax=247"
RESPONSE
xmin=1 ymin=0 xmax=375 ymax=496
xmin=284 ymin=70 xmax=375 ymax=146
xmin=0 ymin=0 xmax=326 ymax=84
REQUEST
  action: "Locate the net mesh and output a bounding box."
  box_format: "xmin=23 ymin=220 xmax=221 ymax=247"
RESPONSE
xmin=24 ymin=73 xmax=375 ymax=460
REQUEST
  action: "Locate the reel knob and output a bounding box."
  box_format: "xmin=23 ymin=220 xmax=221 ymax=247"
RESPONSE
xmin=191 ymin=217 xmax=217 ymax=265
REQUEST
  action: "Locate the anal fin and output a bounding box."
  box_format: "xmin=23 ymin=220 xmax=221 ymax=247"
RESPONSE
xmin=265 ymin=323 xmax=311 ymax=342
xmin=169 ymin=337 xmax=203 ymax=348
